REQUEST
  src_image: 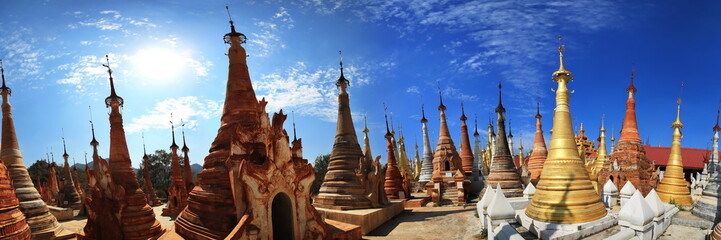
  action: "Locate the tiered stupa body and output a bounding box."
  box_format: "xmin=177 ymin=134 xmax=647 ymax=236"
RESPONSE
xmin=182 ymin=129 xmax=195 ymax=193
xmin=0 ymin=145 xmax=31 ymax=239
xmin=0 ymin=63 xmax=63 ymax=239
xmin=591 ymin=116 xmax=609 ymax=193
xmin=459 ymin=103 xmax=475 ymax=175
xmin=528 ymin=103 xmax=548 ymax=185
xmin=58 ymin=141 xmax=82 ymax=209
xmin=175 ymin=22 xmax=328 ymax=239
xmin=484 ymin=83 xmax=524 ymax=197
xmin=87 ymin=56 xmax=165 ymax=239
xmin=597 ymin=71 xmax=657 ymax=195
xmin=384 ymin=116 xmax=406 ymax=199
xmin=525 ymin=42 xmax=607 ymax=223
xmin=313 ymin=55 xmax=373 ymax=210
xmin=418 ymin=105 xmax=434 ymax=186
xmin=141 ymin=147 xmax=161 ymax=207
xmin=162 ymin=121 xmax=188 ymax=216
xmin=693 ymin=110 xmax=721 ymax=221
xmin=426 ymin=92 xmax=469 ymax=205
xmin=655 ymin=100 xmax=692 ymax=206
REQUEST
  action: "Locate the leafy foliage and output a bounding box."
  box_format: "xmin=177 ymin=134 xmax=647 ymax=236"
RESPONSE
xmin=310 ymin=154 xmax=330 ymax=195
xmin=137 ymin=150 xmax=172 ymax=198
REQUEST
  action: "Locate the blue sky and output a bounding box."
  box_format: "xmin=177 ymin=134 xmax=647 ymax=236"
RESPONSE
xmin=1 ymin=1 xmax=720 ymax=168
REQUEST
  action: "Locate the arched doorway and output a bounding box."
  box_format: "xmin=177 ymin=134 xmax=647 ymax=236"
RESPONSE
xmin=272 ymin=192 xmax=294 ymax=240
xmin=444 ymin=161 xmax=450 ymax=171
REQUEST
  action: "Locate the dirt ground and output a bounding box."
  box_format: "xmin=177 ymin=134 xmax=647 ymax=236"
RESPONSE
xmin=365 ymin=206 xmax=483 ymax=240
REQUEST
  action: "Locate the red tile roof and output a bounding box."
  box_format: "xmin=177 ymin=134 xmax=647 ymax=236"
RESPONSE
xmin=644 ymin=145 xmax=715 ymax=169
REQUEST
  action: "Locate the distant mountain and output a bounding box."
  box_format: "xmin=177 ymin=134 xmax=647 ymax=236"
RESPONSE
xmin=190 ymin=163 xmax=202 ymax=178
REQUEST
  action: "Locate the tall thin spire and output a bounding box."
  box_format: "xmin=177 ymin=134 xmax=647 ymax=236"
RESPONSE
xmin=656 ymin=98 xmax=692 ymax=206
xmin=0 ymin=59 xmax=11 ymax=95
xmin=437 ymin=82 xmax=446 ymax=111
xmin=180 ymin=120 xmax=194 ymax=192
xmin=170 ymin=114 xmax=178 ymax=149
xmin=336 ymin=50 xmax=349 ymax=88
xmin=526 ymin=38 xmax=606 ymax=223
xmin=292 ymin=111 xmax=297 ymax=142
xmin=103 ymin=55 xmax=123 ymax=107
xmin=592 ymin=114 xmax=608 ymax=179
xmin=181 ymin=120 xmax=189 ymax=152
xmin=474 ymin=115 xmax=480 ymax=137
xmin=142 ymin=132 xmax=147 ymax=157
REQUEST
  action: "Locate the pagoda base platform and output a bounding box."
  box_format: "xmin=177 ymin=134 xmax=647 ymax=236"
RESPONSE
xmin=404 ymin=197 xmax=430 ymax=208
xmin=315 ymin=200 xmax=405 ymax=235
xmin=48 ymin=205 xmax=75 ymax=221
xmin=326 ymin=218 xmax=363 ymax=239
xmin=517 ymin=209 xmax=617 ymax=240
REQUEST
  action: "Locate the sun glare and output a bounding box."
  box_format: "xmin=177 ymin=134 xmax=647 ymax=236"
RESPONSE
xmin=132 ymin=48 xmax=184 ymax=81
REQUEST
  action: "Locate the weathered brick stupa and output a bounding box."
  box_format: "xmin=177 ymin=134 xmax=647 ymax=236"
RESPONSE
xmin=0 ymin=149 xmax=31 ymax=239
xmin=656 ymin=99 xmax=692 ymax=206
xmin=383 ymin=114 xmax=406 ymax=199
xmin=484 ymin=82 xmax=524 ymax=198
xmin=525 ymin=41 xmax=607 ymax=224
xmin=81 ymin=55 xmax=165 ymax=239
xmin=314 ymin=53 xmax=374 ymax=210
xmin=0 ymin=61 xmax=64 ymax=239
xmin=162 ymin=118 xmax=188 ymax=216
xmin=181 ymin=124 xmax=195 ymax=192
xmin=591 ymin=115 xmax=609 ymax=193
xmin=426 ymin=89 xmax=469 ymax=205
xmin=175 ymin=18 xmax=328 ymax=239
xmin=692 ymin=109 xmax=721 ymax=221
xmin=58 ymin=138 xmax=82 ymax=209
xmin=141 ymin=139 xmax=162 ymax=207
xmin=418 ymin=105 xmax=434 ymax=186
xmin=358 ymin=116 xmax=389 ymax=207
xmin=47 ymin=161 xmax=60 ymax=206
xmin=459 ymin=103 xmax=482 ymax=193
xmin=527 ymin=102 xmax=548 ymax=185
xmin=597 ymin=71 xmax=657 ymax=195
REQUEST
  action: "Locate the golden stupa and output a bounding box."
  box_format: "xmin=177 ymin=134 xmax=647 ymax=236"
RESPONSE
xmin=656 ymin=98 xmax=692 ymax=206
xmin=524 ymin=39 xmax=607 ymax=223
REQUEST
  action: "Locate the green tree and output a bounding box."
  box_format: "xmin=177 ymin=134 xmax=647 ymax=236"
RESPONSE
xmin=28 ymin=160 xmax=51 ymax=185
xmin=137 ymin=150 xmax=172 ymax=198
xmin=311 ymin=154 xmax=330 ymax=195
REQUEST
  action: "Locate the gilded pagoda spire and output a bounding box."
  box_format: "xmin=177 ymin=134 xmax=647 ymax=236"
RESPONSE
xmin=362 ymin=114 xmax=373 ymax=161
xmin=314 ymin=51 xmax=372 ymax=209
xmin=419 ymin=104 xmax=434 ymax=184
xmin=525 ymin=39 xmax=607 ymax=223
xmin=485 ymin=81 xmax=524 ymax=197
xmin=592 ymin=115 xmax=609 ymax=177
xmin=414 ymin=140 xmax=421 ymax=180
xmin=0 ymin=60 xmax=63 ymax=239
xmin=656 ymin=98 xmax=692 ymax=206
xmin=460 ymin=101 xmax=475 ymax=173
xmin=181 ymin=121 xmax=194 ymax=191
xmin=528 ymin=101 xmax=548 ymax=184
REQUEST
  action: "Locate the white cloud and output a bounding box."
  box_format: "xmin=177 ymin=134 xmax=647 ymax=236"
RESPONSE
xmin=254 ymin=61 xmax=372 ymax=122
xmin=247 ymin=7 xmax=296 ymax=57
xmin=75 ymin=10 xmax=157 ymax=31
xmin=126 ymin=96 xmax=222 ymax=133
xmin=406 ymin=86 xmax=420 ymax=94
xmin=55 ymin=53 xmax=125 ymax=96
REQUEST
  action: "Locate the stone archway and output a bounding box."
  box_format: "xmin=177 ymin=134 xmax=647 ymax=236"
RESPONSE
xmin=272 ymin=192 xmax=294 ymax=240
xmin=444 ymin=161 xmax=450 ymax=171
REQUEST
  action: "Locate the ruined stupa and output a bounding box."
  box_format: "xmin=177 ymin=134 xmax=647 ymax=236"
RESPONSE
xmin=162 ymin=117 xmax=188 ymax=216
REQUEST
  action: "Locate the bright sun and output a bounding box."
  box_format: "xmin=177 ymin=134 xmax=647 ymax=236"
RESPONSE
xmin=132 ymin=48 xmax=184 ymax=81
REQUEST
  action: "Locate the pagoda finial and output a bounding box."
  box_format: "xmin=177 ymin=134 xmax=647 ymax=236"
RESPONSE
xmin=84 ymin=152 xmax=88 ymax=166
xmin=0 ymin=59 xmax=11 ymax=95
xmin=336 ymin=50 xmax=349 ymax=88
xmin=181 ymin=119 xmax=189 ymax=151
xmin=292 ymin=111 xmax=298 ymax=141
xmin=496 ymin=80 xmax=505 ymax=114
xmin=384 ymin=103 xmax=391 ymax=137
xmin=627 ymin=68 xmax=637 ymax=93
xmin=362 ymin=113 xmax=369 ymax=133
xmin=672 ymin=98 xmax=683 ymax=129
xmin=474 ymin=114 xmax=480 ymax=136
xmin=223 ymin=6 xmax=246 ymax=44
xmin=535 ymin=99 xmax=541 ymax=119
xmin=62 ymin=128 xmax=69 ymax=158
xmin=601 ymin=114 xmax=606 ymax=131
xmin=389 ymin=113 xmax=395 ymax=134
xmin=552 ymin=36 xmax=573 ymax=81
xmin=142 ymin=132 xmax=148 ymax=157
xmin=420 ymin=104 xmax=428 ymax=123
xmin=103 ymin=55 xmax=124 ymax=107
xmin=437 ymin=81 xmax=446 ymax=111
xmin=508 ymin=119 xmax=513 ymax=138
xmin=714 ymin=102 xmax=721 ymax=132
xmin=170 ymin=113 xmax=178 ymax=149
xmin=89 ymin=105 xmax=98 ymax=147
xmin=460 ymin=100 xmax=467 ymax=121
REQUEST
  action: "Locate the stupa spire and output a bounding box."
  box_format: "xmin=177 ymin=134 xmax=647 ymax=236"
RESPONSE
xmin=619 ymin=69 xmax=640 ymax=143
xmin=59 ymin=133 xmax=81 ymax=209
xmin=485 ymin=81 xmax=524 ymax=197
xmin=162 ymin=114 xmax=188 ymax=216
xmin=0 ymin=60 xmax=64 ymax=239
xmin=418 ymin=104 xmax=434 ymax=185
xmin=180 ymin=121 xmax=194 ymax=192
xmin=528 ymin=101 xmax=548 ymax=185
xmin=383 ymin=111 xmax=404 ymax=199
xmin=314 ymin=52 xmax=372 ymax=209
xmin=592 ymin=114 xmax=608 ymax=177
xmin=141 ymin=132 xmax=161 ymax=207
xmin=656 ymin=98 xmax=692 ymax=206
xmin=362 ymin=114 xmax=372 ymax=160
xmin=460 ymin=101 xmax=474 ymax=174
xmin=525 ymin=39 xmax=607 ymax=223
